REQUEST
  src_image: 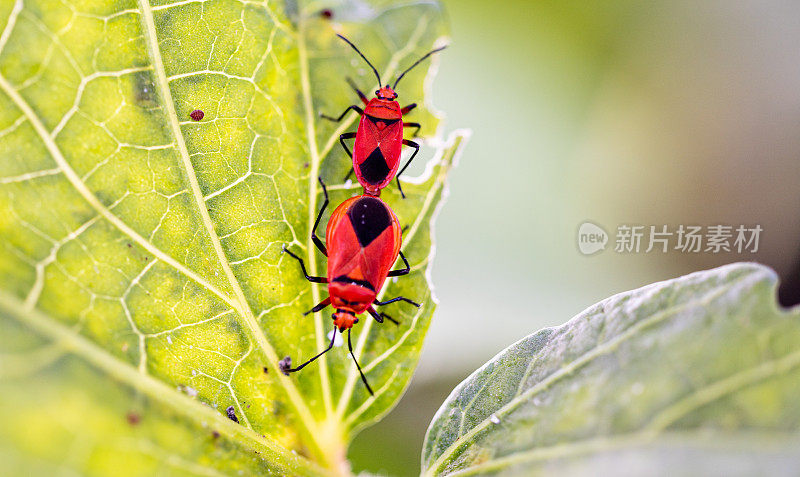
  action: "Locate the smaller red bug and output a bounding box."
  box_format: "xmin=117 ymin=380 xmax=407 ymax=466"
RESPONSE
xmin=282 ymin=178 xmax=420 ymax=394
xmin=321 ymin=34 xmax=446 ymax=198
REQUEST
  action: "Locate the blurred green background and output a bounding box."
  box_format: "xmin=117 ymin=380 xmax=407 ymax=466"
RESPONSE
xmin=348 ymin=1 xmax=800 ymax=475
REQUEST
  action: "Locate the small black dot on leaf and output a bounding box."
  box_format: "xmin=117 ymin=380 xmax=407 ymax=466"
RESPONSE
xmin=262 ymin=366 xmax=269 ymax=374
xmin=211 ymin=430 xmax=220 ymax=439
xmin=320 ymin=9 xmax=333 ymax=19
xmin=190 ymin=109 xmax=204 ymax=121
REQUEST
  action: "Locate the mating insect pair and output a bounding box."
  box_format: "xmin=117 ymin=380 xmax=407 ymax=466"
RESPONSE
xmin=281 ymin=35 xmax=446 ymax=394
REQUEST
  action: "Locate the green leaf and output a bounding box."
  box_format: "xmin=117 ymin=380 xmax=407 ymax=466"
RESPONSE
xmin=0 ymin=292 xmax=329 ymax=476
xmin=0 ymin=0 xmax=464 ymax=473
xmin=422 ymin=263 xmax=800 ymax=476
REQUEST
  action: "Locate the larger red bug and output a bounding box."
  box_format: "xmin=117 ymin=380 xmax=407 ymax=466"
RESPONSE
xmin=282 ymin=178 xmax=420 ymax=394
xmin=321 ymin=34 xmax=446 ymax=197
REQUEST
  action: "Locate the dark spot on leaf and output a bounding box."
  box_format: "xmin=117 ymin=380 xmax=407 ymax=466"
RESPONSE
xmin=320 ymin=9 xmax=333 ymax=19
xmin=126 ymin=243 xmax=132 ymax=248
xmin=225 ymin=406 xmax=239 ymax=423
xmin=278 ymin=356 xmax=291 ymax=375
xmin=303 ymin=162 xmax=309 ymax=168
xmin=262 ymin=366 xmax=268 ymax=374
xmin=126 ymin=411 xmax=141 ymax=425
xmin=211 ymin=430 xmax=220 ymax=439
xmin=190 ymin=109 xmax=204 ymax=121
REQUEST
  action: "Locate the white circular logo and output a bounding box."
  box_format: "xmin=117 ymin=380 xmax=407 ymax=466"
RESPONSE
xmin=577 ymin=222 xmax=608 ymax=255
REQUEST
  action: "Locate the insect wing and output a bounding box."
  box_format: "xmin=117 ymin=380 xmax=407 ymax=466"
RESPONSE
xmin=353 ymin=116 xmax=403 ymax=189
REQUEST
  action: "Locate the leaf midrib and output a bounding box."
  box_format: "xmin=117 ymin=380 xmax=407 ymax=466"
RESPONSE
xmin=135 ymin=0 xmax=323 ymax=456
xmin=296 ymin=12 xmax=334 ymax=416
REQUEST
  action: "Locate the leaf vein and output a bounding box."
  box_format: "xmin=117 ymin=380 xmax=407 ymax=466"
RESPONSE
xmin=0 ymin=71 xmax=238 ymax=312
xmin=136 ymin=0 xmax=320 ymax=452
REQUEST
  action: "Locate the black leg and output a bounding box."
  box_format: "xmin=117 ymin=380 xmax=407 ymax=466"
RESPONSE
xmin=387 ymin=251 xmax=411 ymax=277
xmin=282 ymin=247 xmax=327 ymax=283
xmin=381 ymin=313 xmax=399 ymax=325
xmin=339 ymin=132 xmax=357 ymax=182
xmin=403 ymin=122 xmax=421 ymax=137
xmin=368 ymin=307 xmax=400 ymax=325
xmin=288 ymin=329 xmax=337 ymax=373
xmin=395 ymin=139 xmax=420 ymax=199
xmin=348 ymin=328 xmax=373 ymax=395
xmin=374 ymin=296 xmax=421 ymax=307
xmin=303 ymin=297 xmax=331 ymax=316
xmin=401 ymin=103 xmax=417 ymax=115
xmin=339 ymin=132 xmax=356 ymax=159
xmin=368 ymin=306 xmax=383 ymax=323
xmin=343 ymin=168 xmax=354 ymax=182
xmin=347 ymin=77 xmax=369 ymax=105
xmin=320 ymin=105 xmax=364 ymax=123
xmin=311 ymin=177 xmax=328 ymax=256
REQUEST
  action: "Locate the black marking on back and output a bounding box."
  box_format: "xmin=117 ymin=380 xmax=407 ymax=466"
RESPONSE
xmin=360 ymin=147 xmax=391 ymax=185
xmin=333 ymin=275 xmax=375 ymax=291
xmin=347 ymin=196 xmax=391 ymax=247
xmin=366 ymin=115 xmax=401 ymax=127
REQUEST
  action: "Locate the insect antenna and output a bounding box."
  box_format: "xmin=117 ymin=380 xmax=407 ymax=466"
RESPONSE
xmin=393 ymin=44 xmax=448 ymax=89
xmin=336 ymin=34 xmax=382 ymax=86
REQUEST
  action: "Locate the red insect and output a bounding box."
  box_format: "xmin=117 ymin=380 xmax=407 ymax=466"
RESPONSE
xmin=321 ymin=34 xmax=446 ymax=198
xmin=282 ymin=178 xmax=420 ymax=394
